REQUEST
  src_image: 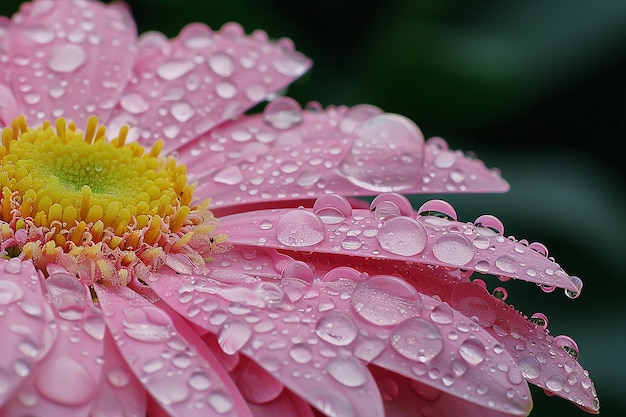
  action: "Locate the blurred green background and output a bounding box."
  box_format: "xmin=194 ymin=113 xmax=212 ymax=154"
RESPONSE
xmin=1 ymin=1 xmax=625 ymax=416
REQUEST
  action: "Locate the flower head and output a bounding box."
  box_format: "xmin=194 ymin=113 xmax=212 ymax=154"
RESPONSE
xmin=0 ymin=1 xmax=598 ymax=417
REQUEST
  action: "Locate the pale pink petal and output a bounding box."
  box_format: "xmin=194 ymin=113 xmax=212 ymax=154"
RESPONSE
xmin=247 ymin=389 xmax=316 ymax=417
xmin=217 ymin=195 xmax=578 ymax=290
xmin=6 ymin=0 xmax=136 ymax=126
xmin=148 ymin=267 xmax=532 ymax=416
xmin=94 ymin=284 xmax=253 ymax=417
xmin=89 ymin=331 xmax=147 ymax=417
xmin=149 ymin=270 xmax=386 ymax=417
xmin=0 ymin=16 xmax=19 ymax=126
xmin=0 ymin=259 xmax=56 ymax=409
xmin=487 ymin=298 xmax=599 ymax=414
xmin=176 ymin=103 xmax=508 ymax=214
xmin=2 ymin=267 xmax=104 ymax=417
xmin=107 ymin=22 xmax=310 ymax=152
xmin=369 ymin=366 xmax=525 ymax=417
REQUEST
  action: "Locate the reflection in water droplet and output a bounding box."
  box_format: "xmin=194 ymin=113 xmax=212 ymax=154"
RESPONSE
xmin=458 ymin=338 xmax=486 ymax=365
xmin=432 ymin=234 xmax=473 ymax=266
xmin=377 ymin=216 xmax=427 ymax=256
xmin=327 ymin=357 xmax=367 ymax=387
xmin=315 ymin=312 xmax=357 ymax=346
xmin=339 ymin=114 xmax=424 ymax=192
xmin=218 ymin=321 xmax=251 ymax=354
xmin=391 ymin=318 xmax=443 ymax=362
xmin=276 ymin=210 xmax=325 ymax=247
xmin=352 ymin=276 xmax=421 ymax=326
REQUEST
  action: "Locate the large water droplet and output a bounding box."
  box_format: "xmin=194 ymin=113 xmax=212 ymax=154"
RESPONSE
xmin=157 ymin=59 xmax=194 ymax=80
xmin=46 ymin=272 xmax=88 ymax=320
xmin=315 ymin=312 xmax=357 ymax=346
xmin=119 ymin=92 xmax=150 ymax=114
xmin=0 ymin=279 xmax=24 ymax=305
xmin=289 ymin=344 xmax=313 ymax=364
xmin=48 ymin=44 xmax=86 ymax=73
xmin=432 ymin=234 xmax=474 ymax=266
xmin=264 ymin=97 xmax=302 ymax=129
xmin=3 ymin=258 xmax=23 ymax=274
xmin=35 ymin=356 xmax=96 ymax=406
xmin=208 ymin=53 xmax=234 ymax=77
xmin=339 ymin=114 xmax=424 ymax=192
xmin=147 ymin=377 xmax=189 ymax=405
xmin=458 ymin=338 xmax=486 ymax=365
xmin=208 ymin=391 xmax=234 ymax=414
xmin=327 ymin=357 xmax=367 ymax=387
xmin=518 ymin=356 xmax=541 ymax=379
xmin=495 ymin=255 xmax=517 ymax=273
xmin=351 ymin=275 xmax=421 ymax=325
xmin=218 ymin=321 xmax=251 ymax=354
xmin=122 ymin=305 xmax=173 ymax=343
xmin=391 ymin=318 xmax=443 ymax=362
xmin=430 ymin=303 xmax=454 ymax=324
xmin=276 ymin=210 xmax=325 ymax=247
xmin=376 ymin=216 xmax=427 ymax=256
xmin=171 ymin=101 xmax=195 ymax=122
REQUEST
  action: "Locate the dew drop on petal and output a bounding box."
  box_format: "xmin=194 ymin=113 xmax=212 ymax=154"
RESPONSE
xmin=189 ymin=371 xmax=212 ymax=391
xmin=208 ymin=391 xmax=234 ymax=414
xmin=432 ymin=234 xmax=474 ymax=266
xmin=276 ymin=210 xmax=325 ymax=247
xmin=147 ymin=377 xmax=189 ymax=405
xmin=314 ymin=390 xmax=355 ymax=417
xmin=0 ymin=280 xmax=24 ymax=305
xmin=218 ymin=321 xmax=251 ymax=354
xmin=208 ymin=53 xmax=234 ymax=77
xmin=429 ymin=303 xmax=453 ymax=324
xmin=47 ymin=44 xmax=86 ymax=73
xmin=391 ymin=318 xmax=443 ymax=362
xmin=263 ymin=97 xmax=302 ymax=129
xmin=376 ymin=216 xmax=427 ymax=256
xmin=339 ymin=114 xmax=424 ymax=192
xmin=315 ymin=312 xmax=358 ymax=346
xmin=518 ymin=356 xmax=541 ymax=379
xmin=3 ymin=258 xmax=23 ymax=274
xmin=458 ymin=338 xmax=486 ymax=365
xmin=157 ymin=59 xmax=194 ymax=80
xmin=289 ymin=343 xmax=313 ymax=363
xmin=352 ymin=276 xmax=421 ymax=325
xmin=122 ymin=305 xmax=173 ymax=343
xmin=495 ymin=255 xmax=517 ymax=273
xmin=35 ymin=356 xmax=96 ymax=406
xmin=326 ymin=356 xmax=367 ymax=387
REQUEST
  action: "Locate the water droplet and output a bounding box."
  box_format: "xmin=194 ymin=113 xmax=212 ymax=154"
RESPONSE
xmin=289 ymin=344 xmax=313 ymax=363
xmin=120 ymin=92 xmax=150 ymax=114
xmin=341 ymin=235 xmax=362 ymax=250
xmin=147 ymin=377 xmax=189 ymax=405
xmin=213 ymin=166 xmax=243 ymax=185
xmin=47 ymin=44 xmax=85 ymax=73
xmin=493 ymin=286 xmax=508 ymax=301
xmin=189 ymin=371 xmax=211 ymax=391
xmin=276 ymin=210 xmax=325 ymax=247
xmin=23 ymin=25 xmax=55 ymax=44
xmin=391 ymin=318 xmax=443 ymax=362
xmin=157 ymin=59 xmax=194 ymax=80
xmin=218 ymin=321 xmax=251 ymax=354
xmin=315 ymin=312 xmax=357 ymax=346
xmin=122 ymin=305 xmax=173 ymax=343
xmin=314 ymin=390 xmax=355 ymax=417
xmin=83 ymin=315 xmax=106 ymax=340
xmin=46 ymin=272 xmax=88 ymax=320
xmin=0 ymin=279 xmax=24 ymax=305
xmin=430 ymin=303 xmax=453 ymax=324
xmin=207 ymin=53 xmax=234 ymax=77
xmin=432 ymin=234 xmax=473 ymax=266
xmin=142 ymin=359 xmax=164 ymax=374
xmin=351 ymin=275 xmax=421 ymax=325
xmin=259 ymin=220 xmax=273 ymax=230
xmin=545 ymin=374 xmax=564 ymax=392
xmin=107 ymin=368 xmax=130 ymax=388
xmin=458 ymin=338 xmax=486 ymax=365
xmin=171 ymin=101 xmax=195 ymax=122
xmin=376 ymin=216 xmax=427 ymax=256
xmin=327 ymin=357 xmax=367 ymax=387
xmin=354 ymin=339 xmax=386 ymax=362
xmin=565 ymin=276 xmax=583 ymax=299
xmin=508 ymin=367 xmax=524 ymax=385
xmin=208 ymin=391 xmax=234 ymax=414
xmin=530 ymin=312 xmax=548 ymax=329
xmin=272 ymin=55 xmax=309 ymax=76
xmin=264 ymin=97 xmax=302 ymax=129
xmin=554 ymin=335 xmax=579 ymax=360
xmin=339 ymin=114 xmax=424 ymax=192
xmin=35 ymin=356 xmax=96 ymax=406
xmin=450 ymin=282 xmax=496 ymax=327
xmin=495 ymin=255 xmax=517 ymax=273
xmin=518 ymin=356 xmax=541 ymax=379
xmin=215 ymin=81 xmax=237 ymax=99
xmin=3 ymin=258 xmax=23 ymax=274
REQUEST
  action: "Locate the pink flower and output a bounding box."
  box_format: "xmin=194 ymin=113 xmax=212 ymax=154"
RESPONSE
xmin=0 ymin=1 xmax=598 ymax=416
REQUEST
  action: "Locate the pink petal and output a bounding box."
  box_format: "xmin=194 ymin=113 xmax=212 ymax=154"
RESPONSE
xmin=369 ymin=366 xmax=525 ymax=417
xmin=149 ymin=270 xmax=386 ymax=417
xmin=94 ymin=284 xmax=253 ymax=417
xmin=0 ymin=259 xmax=56 ymax=408
xmin=217 ymin=196 xmax=578 ymax=290
xmin=176 ymin=103 xmax=508 ymax=214
xmin=107 ymin=22 xmax=311 ymax=152
xmin=6 ymin=0 xmax=136 ymax=127
xmin=89 ymin=331 xmax=147 ymax=417
xmin=247 ymin=389 xmax=316 ymax=417
xmin=487 ymin=299 xmax=599 ymax=414
xmin=2 ymin=266 xmax=104 ymax=417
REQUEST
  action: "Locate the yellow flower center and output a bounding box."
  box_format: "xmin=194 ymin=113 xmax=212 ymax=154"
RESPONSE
xmin=0 ymin=115 xmax=222 ymax=288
